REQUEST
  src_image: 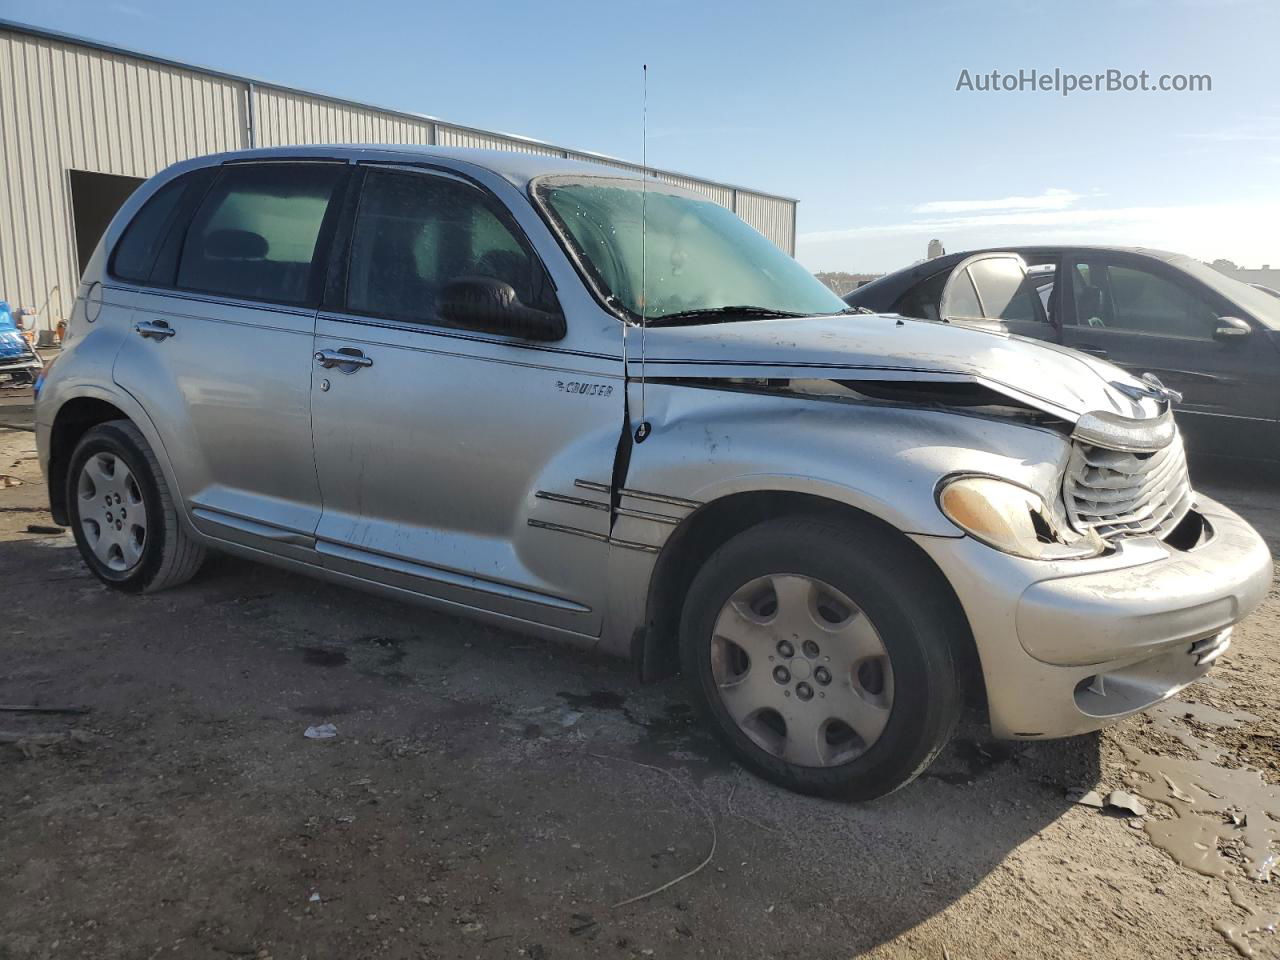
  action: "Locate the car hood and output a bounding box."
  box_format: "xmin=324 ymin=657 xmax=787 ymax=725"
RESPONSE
xmin=637 ymin=312 xmax=1166 ymax=422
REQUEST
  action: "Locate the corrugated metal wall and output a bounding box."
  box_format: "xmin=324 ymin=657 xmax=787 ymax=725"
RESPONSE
xmin=254 ymin=87 xmax=433 ymax=148
xmin=0 ymin=28 xmax=248 ymax=317
xmin=655 ymin=172 xmax=735 ymax=209
xmin=436 ymin=124 xmax=561 ymax=156
xmin=736 ymin=190 xmax=797 ymax=254
xmin=0 ymin=22 xmax=798 ymax=319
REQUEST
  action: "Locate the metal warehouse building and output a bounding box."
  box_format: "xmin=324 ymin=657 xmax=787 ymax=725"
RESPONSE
xmin=0 ymin=19 xmax=798 ymax=330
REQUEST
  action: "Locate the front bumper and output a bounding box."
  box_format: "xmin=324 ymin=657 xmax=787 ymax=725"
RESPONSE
xmin=912 ymin=495 xmax=1272 ymax=739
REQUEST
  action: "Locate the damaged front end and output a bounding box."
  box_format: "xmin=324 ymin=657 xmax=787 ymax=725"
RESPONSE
xmin=645 ymin=366 xmax=1196 ymax=559
xmin=651 ymin=373 xmax=1071 ymax=428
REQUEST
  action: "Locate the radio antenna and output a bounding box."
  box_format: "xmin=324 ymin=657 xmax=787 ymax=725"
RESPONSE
xmin=635 ymin=63 xmax=650 ymax=441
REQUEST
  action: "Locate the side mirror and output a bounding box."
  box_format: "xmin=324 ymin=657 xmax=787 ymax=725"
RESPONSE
xmin=437 ymin=277 xmax=565 ymax=342
xmin=1214 ymin=316 xmax=1251 ymax=340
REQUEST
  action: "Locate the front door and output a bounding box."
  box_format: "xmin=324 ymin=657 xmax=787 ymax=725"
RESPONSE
xmin=112 ymin=160 xmax=349 ymax=558
xmin=1059 ymin=255 xmax=1273 ymax=456
xmin=309 ymin=165 xmax=621 ymax=635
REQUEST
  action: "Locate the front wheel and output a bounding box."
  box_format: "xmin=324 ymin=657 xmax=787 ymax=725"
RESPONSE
xmin=67 ymin=420 xmax=206 ymax=593
xmin=680 ymin=515 xmax=963 ymax=800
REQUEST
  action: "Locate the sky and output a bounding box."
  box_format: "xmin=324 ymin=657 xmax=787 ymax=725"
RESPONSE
xmin=6 ymin=0 xmax=1279 ymax=273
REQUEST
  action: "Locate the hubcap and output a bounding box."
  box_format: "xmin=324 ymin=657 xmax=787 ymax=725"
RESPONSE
xmin=709 ymin=574 xmax=894 ymax=768
xmin=76 ymin=452 xmax=148 ymax=573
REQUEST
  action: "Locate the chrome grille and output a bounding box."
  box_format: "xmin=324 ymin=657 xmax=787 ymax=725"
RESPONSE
xmin=1063 ymin=433 xmax=1193 ymax=541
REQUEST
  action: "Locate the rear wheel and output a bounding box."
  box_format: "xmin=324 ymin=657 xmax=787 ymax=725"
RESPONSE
xmin=680 ymin=515 xmax=962 ymax=800
xmin=67 ymin=420 xmax=205 ymax=593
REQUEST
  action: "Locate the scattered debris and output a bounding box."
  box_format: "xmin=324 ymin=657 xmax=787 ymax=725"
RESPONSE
xmin=304 ymin=723 xmax=338 ymax=740
xmin=0 ymin=703 xmax=89 ymax=714
xmin=1162 ymin=774 xmax=1194 ymax=804
xmin=568 ymin=914 xmax=597 ymax=936
xmin=589 ymin=752 xmax=718 ymax=908
xmin=1 ymin=474 xmax=24 ymax=487
xmin=1070 ymin=789 xmax=1105 ymax=809
xmin=25 ymin=524 xmax=65 ymax=535
xmin=1106 ymin=790 xmax=1148 ymax=817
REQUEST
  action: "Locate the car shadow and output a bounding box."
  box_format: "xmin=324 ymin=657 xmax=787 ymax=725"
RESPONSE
xmin=0 ymin=528 xmax=1105 ymax=956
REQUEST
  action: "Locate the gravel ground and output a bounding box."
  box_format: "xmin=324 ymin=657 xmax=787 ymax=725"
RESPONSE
xmin=0 ymin=411 xmax=1277 ymax=960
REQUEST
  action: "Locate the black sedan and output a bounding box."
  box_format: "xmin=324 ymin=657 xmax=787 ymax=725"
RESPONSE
xmin=844 ymin=246 xmax=1280 ymax=460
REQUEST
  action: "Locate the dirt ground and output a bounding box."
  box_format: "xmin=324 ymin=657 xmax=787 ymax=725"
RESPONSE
xmin=1 ymin=401 xmax=1278 ymax=960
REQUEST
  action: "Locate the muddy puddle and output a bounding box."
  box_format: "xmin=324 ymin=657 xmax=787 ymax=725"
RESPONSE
xmin=1217 ymin=883 xmax=1280 ymax=958
xmin=1118 ymin=698 xmax=1280 ymax=956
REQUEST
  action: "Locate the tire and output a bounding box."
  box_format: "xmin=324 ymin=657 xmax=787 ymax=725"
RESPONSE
xmin=680 ymin=514 xmax=962 ymax=800
xmin=66 ymin=420 xmax=205 ymax=593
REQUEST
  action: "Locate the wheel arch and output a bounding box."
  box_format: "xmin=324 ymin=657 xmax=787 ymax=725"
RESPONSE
xmin=46 ymin=386 xmax=179 ymax=528
xmin=636 ymin=488 xmax=986 ymax=715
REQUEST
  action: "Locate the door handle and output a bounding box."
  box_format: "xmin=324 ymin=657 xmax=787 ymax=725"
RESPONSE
xmin=134 ymin=319 xmax=175 ymax=341
xmin=314 ymin=348 xmax=373 ymax=370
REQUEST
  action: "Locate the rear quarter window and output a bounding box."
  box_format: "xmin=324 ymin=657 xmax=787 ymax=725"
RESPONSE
xmin=110 ymin=176 xmax=190 ymax=282
xmin=892 ymin=270 xmax=948 ymax=321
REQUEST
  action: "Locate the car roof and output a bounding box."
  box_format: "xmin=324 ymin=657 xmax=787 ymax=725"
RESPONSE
xmin=845 ymin=244 xmax=1195 ymax=307
xmin=178 ymin=144 xmax=648 ymax=192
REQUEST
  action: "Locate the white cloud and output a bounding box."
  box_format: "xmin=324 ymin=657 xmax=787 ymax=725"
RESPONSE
xmin=911 ymin=188 xmax=1082 ymax=215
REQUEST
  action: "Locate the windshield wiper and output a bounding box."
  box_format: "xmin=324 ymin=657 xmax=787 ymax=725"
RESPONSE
xmin=645 ymin=305 xmax=813 ymax=327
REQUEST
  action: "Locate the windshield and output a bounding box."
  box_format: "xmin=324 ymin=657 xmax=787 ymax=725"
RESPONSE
xmin=1176 ymin=258 xmax=1280 ymax=330
xmin=535 ymin=176 xmax=847 ymax=323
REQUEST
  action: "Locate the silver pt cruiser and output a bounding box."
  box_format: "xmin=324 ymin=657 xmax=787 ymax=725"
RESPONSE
xmin=36 ymin=146 xmax=1272 ymax=799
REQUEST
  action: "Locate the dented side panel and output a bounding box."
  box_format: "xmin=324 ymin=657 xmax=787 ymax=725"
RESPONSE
xmin=595 ymin=380 xmax=1076 ymax=655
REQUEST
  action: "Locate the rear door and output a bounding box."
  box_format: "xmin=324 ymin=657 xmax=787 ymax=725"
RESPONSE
xmin=1059 ymin=254 xmax=1272 ymax=455
xmin=308 ymin=164 xmax=621 ymax=635
xmin=112 ymin=160 xmax=349 ymax=558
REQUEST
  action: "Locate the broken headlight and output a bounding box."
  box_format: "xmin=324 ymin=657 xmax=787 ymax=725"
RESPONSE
xmin=937 ymin=475 xmax=1106 ymax=560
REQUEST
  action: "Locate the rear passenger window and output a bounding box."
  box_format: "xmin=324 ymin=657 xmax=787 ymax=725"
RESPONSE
xmin=967 ymin=258 xmax=1044 ymax=323
xmin=945 ymin=269 xmax=983 ymax=319
xmin=111 ymin=176 xmax=191 ymax=282
xmin=345 ymin=169 xmax=554 ymax=326
xmin=177 ymin=163 xmax=345 ymax=306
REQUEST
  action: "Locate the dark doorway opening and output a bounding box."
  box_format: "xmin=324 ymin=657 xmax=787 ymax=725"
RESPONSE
xmin=68 ymin=170 xmax=145 ymax=276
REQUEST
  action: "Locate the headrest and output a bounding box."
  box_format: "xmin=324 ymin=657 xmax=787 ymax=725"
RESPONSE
xmin=204 ymin=229 xmax=268 ymax=260
xmin=1077 ymin=284 xmax=1103 ymax=315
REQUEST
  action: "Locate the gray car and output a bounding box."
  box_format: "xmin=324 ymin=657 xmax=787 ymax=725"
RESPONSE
xmin=35 ymin=146 xmax=1272 ymax=799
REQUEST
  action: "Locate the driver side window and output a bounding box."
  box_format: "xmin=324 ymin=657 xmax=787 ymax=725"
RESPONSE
xmin=1072 ymin=261 xmax=1219 ymax=339
xmin=346 ymin=169 xmax=555 ymax=327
